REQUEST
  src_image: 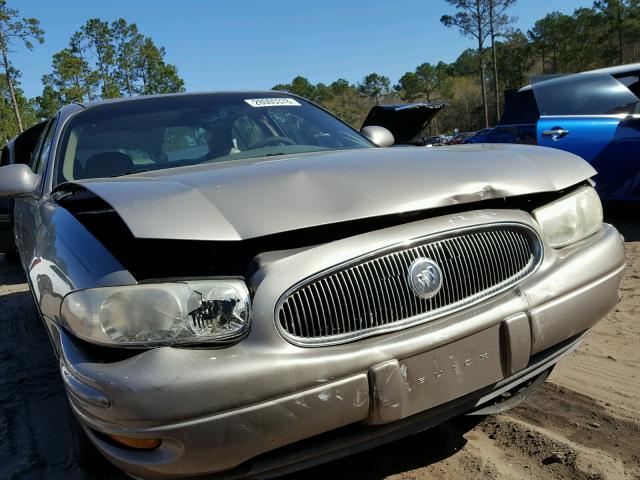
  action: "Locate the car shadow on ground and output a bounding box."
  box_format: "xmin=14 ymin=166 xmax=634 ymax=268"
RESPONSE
xmin=280 ymin=416 xmax=485 ymax=480
xmin=0 ymin=262 xmax=126 ymax=480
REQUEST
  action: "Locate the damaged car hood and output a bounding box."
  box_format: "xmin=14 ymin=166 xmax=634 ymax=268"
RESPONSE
xmin=64 ymin=144 xmax=596 ymax=241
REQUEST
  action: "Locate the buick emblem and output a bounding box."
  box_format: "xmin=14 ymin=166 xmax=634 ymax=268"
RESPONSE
xmin=408 ymin=257 xmax=443 ymax=299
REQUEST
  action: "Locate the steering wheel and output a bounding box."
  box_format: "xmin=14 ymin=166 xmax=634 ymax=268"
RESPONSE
xmin=249 ymin=136 xmax=296 ymax=149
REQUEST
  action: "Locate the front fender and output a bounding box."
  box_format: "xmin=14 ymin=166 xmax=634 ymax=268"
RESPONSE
xmin=29 ymin=201 xmax=136 ymax=324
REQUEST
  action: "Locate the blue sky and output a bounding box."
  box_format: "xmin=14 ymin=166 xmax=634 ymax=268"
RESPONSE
xmin=12 ymin=0 xmax=592 ymax=99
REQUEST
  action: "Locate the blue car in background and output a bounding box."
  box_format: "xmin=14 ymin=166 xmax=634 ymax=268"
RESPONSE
xmin=468 ymin=64 xmax=640 ymax=201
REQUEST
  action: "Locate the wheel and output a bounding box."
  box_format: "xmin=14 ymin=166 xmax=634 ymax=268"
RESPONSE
xmin=4 ymin=251 xmax=19 ymax=263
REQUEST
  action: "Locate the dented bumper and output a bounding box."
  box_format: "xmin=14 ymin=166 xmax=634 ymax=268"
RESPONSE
xmin=51 ymin=211 xmax=626 ymax=479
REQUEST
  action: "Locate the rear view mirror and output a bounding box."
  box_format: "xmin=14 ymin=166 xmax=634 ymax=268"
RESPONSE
xmin=0 ymin=164 xmax=38 ymax=198
xmin=360 ymin=126 xmax=395 ymax=147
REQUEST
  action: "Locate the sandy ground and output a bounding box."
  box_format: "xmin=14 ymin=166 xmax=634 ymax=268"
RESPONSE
xmin=0 ymin=214 xmax=638 ymax=480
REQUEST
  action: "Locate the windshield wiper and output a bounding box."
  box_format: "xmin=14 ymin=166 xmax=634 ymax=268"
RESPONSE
xmin=109 ymin=168 xmax=155 ymax=178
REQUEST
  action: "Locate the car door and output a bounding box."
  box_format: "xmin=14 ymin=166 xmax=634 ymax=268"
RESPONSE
xmin=481 ymin=88 xmax=540 ymax=146
xmin=534 ymin=73 xmax=640 ymax=200
xmin=14 ymin=118 xmax=56 ymax=267
xmin=0 ymin=145 xmax=16 ymax=253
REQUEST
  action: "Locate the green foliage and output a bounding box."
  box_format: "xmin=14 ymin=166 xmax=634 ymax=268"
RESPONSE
xmin=449 ymin=48 xmax=480 ymax=77
xmin=73 ymin=19 xmax=119 ymax=98
xmin=437 ymin=76 xmax=483 ymax=131
xmin=111 ymin=18 xmax=142 ymax=96
xmin=0 ymin=72 xmax=38 ymax=142
xmin=441 ymin=0 xmax=493 ymax=127
xmin=358 ymin=73 xmax=390 ymax=104
xmin=136 ymin=38 xmax=185 ymax=95
xmin=7 ymin=0 xmax=640 ymax=147
xmin=395 ymin=62 xmax=453 ymax=102
xmin=274 ymin=76 xmax=318 ymax=101
xmin=271 ymin=0 xmax=640 ymax=135
xmin=592 ymin=0 xmax=640 ymax=65
xmin=395 ymin=72 xmax=424 ymax=101
xmin=42 ymin=47 xmax=97 ymax=104
xmin=495 ymin=30 xmax=533 ymax=89
xmin=529 ymin=12 xmax=574 ymax=73
xmin=0 ymin=0 xmax=44 ymax=135
xmin=525 ymin=4 xmax=640 ymax=73
xmin=322 ymin=86 xmax=373 ymax=127
xmin=440 ymin=0 xmax=490 ymax=44
xmin=272 ymin=76 xmax=373 ymax=127
xmin=0 ymin=0 xmax=44 ymax=52
xmin=42 ymin=18 xmax=184 ymax=107
xmin=34 ymin=85 xmax=60 ymax=119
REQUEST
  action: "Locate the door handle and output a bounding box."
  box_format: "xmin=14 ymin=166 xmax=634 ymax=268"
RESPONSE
xmin=542 ymin=128 xmax=570 ymax=140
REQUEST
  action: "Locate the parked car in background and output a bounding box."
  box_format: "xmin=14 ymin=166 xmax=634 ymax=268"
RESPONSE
xmin=361 ymin=102 xmax=447 ymax=145
xmin=422 ymin=134 xmax=453 ymax=146
xmin=447 ymin=130 xmax=475 ymax=144
xmin=0 ymin=91 xmax=625 ymax=479
xmin=476 ymin=63 xmax=640 ymax=201
xmin=0 ymin=121 xmax=48 ymax=260
xmin=464 ymin=125 xmax=537 ymax=146
xmin=464 ymin=128 xmax=493 ymax=143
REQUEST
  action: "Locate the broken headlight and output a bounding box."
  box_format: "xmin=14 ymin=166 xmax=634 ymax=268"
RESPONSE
xmin=532 ymin=186 xmax=603 ymax=249
xmin=60 ymin=279 xmax=251 ymax=347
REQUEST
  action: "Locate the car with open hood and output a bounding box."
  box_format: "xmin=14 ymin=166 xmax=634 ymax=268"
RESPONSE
xmin=361 ymin=102 xmax=447 ymax=145
xmin=0 ymin=91 xmax=626 ymax=479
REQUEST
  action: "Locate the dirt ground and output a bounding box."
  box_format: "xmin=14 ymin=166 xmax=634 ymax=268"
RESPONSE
xmin=0 ymin=212 xmax=638 ymax=480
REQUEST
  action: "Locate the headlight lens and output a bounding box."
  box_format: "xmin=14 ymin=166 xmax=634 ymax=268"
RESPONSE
xmin=532 ymin=186 xmax=603 ymax=248
xmin=60 ymin=279 xmax=251 ymax=347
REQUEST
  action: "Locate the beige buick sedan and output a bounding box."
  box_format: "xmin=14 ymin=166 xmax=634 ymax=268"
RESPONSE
xmin=0 ymin=92 xmax=625 ymax=479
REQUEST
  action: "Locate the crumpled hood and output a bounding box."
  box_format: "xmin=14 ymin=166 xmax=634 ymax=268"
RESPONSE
xmin=66 ymin=144 xmax=596 ymax=241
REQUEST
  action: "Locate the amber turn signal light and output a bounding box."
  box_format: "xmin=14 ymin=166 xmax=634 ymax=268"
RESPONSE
xmin=106 ymin=434 xmax=161 ymax=450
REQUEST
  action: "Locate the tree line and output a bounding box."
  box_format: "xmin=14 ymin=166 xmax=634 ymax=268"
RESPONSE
xmin=0 ymin=0 xmax=184 ymax=143
xmin=274 ymin=0 xmax=640 ymax=133
xmin=38 ymin=18 xmax=184 ymax=117
xmin=2 ymin=0 xmax=640 ymax=145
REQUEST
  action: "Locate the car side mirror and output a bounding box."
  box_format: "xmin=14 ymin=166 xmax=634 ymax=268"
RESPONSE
xmin=0 ymin=164 xmax=38 ymax=198
xmin=360 ymin=126 xmax=395 ymax=147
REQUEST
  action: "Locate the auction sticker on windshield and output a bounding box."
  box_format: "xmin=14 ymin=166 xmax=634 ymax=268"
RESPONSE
xmin=244 ymin=98 xmax=301 ymax=107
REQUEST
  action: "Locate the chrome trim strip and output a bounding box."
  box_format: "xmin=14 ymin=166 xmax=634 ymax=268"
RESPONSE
xmin=539 ymin=114 xmax=639 ymax=119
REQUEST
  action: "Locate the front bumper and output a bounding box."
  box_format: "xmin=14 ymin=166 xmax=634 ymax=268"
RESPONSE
xmin=48 ymin=210 xmax=626 ymax=479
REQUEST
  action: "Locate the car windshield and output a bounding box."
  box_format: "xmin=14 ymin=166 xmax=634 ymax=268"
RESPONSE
xmin=56 ymin=93 xmax=372 ymax=183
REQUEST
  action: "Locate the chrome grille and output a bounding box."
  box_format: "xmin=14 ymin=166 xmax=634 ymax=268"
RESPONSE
xmin=276 ymin=224 xmax=542 ymax=346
